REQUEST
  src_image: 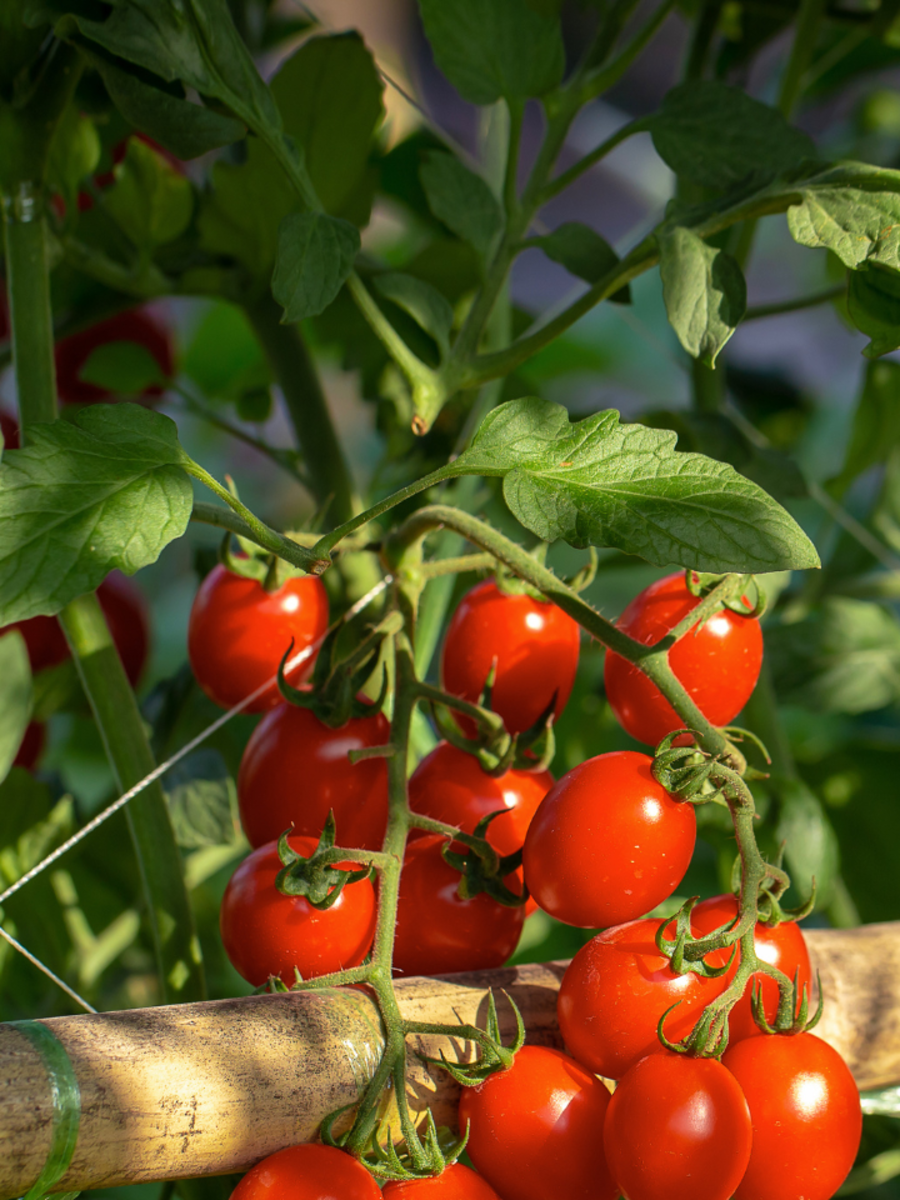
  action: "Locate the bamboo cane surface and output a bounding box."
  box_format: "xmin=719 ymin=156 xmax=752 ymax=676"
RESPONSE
xmin=0 ymin=923 xmax=897 ymax=1198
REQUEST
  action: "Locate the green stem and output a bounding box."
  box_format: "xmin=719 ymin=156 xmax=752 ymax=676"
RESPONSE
xmin=244 ymin=292 xmax=357 ymax=526
xmin=683 ymin=0 xmax=722 ymax=80
xmin=2 ymin=188 xmax=57 ymax=431
xmin=390 ymin=505 xmax=744 ymax=766
xmin=183 ymin=461 xmax=324 ymax=572
xmin=778 ymin=0 xmax=828 ymax=116
xmin=58 ymin=595 xmax=205 ymax=1004
xmin=579 ymin=0 xmax=678 ymax=102
xmin=539 ymin=117 xmax=650 ymax=203
xmin=744 ymin=283 xmax=846 ymax=320
xmin=691 ymin=358 xmax=724 ymax=413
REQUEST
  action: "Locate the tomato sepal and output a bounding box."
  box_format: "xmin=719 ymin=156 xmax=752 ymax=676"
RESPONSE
xmin=655 ymin=896 xmax=740 ymax=978
xmin=440 ymin=814 xmax=529 ymax=907
xmin=275 ymin=816 xmax=374 ymax=910
xmin=412 ymin=990 xmax=525 ymax=1087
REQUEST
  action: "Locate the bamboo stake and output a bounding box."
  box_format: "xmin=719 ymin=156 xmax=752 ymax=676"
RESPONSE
xmin=0 ymin=926 xmax=897 ymax=1199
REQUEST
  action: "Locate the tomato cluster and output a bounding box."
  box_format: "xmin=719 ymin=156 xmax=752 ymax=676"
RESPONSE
xmin=211 ymin=570 xmax=860 ymax=1200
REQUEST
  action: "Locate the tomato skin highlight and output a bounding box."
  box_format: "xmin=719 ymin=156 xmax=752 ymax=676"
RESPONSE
xmin=238 ymin=702 xmax=390 ymax=851
xmin=459 ymin=1045 xmax=618 ymax=1200
xmin=440 ymin=580 xmax=580 ymax=735
xmin=603 ymin=572 xmax=763 ymax=746
xmin=603 ymin=1052 xmax=753 ymax=1200
xmin=382 ymin=1163 xmax=500 ymax=1199
xmin=692 ymin=893 xmax=812 ymax=1041
xmin=220 ymin=836 xmax=377 ymax=987
xmin=392 ymin=835 xmax=525 ymax=977
xmin=229 ymin=1143 xmax=383 ymax=1200
xmin=188 ymin=565 xmax=329 ymax=712
xmin=408 ymin=741 xmax=553 ymax=914
xmin=557 ymin=916 xmax=728 ymax=1080
xmin=522 ymin=750 xmax=696 ymax=928
xmin=723 ymin=1032 xmax=862 ymax=1200
xmin=54 ymin=308 xmax=174 ymax=405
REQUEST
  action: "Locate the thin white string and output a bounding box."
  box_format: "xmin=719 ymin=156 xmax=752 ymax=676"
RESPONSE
xmin=0 ymin=575 xmax=391 ymax=911
xmin=0 ymin=924 xmax=97 ymax=1014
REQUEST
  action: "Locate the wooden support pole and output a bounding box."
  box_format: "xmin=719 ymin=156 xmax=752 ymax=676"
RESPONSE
xmin=1 ymin=924 xmax=898 ymax=1199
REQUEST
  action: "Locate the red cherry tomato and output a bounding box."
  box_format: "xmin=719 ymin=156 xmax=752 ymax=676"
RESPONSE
xmin=0 ymin=410 xmax=19 ymax=450
xmin=2 ymin=573 xmax=149 ymax=686
xmin=392 ymin=835 xmax=525 ymax=977
xmin=382 ymin=1164 xmax=499 ymax=1199
xmin=522 ymin=750 xmax=695 ymax=928
xmin=220 ymin=835 xmax=377 ymax=987
xmin=604 ymin=573 xmax=763 ymax=746
xmin=604 ymin=1051 xmax=752 ymax=1200
xmin=14 ymin=721 xmax=46 ymax=770
xmin=557 ymin=916 xmax=729 ymax=1080
xmin=188 ymin=565 xmax=329 ymax=713
xmin=408 ymin=741 xmax=553 ymax=915
xmin=459 ymin=1045 xmax=617 ymax=1200
xmin=230 ymin=1144 xmax=383 ymax=1200
xmin=54 ymin=309 xmax=174 ymax=405
xmin=723 ymin=1032 xmax=862 ymax=1200
xmin=692 ymin=893 xmax=812 ymax=1041
xmin=440 ymin=580 xmax=580 ymax=735
xmin=238 ymin=702 xmax=390 ymax=851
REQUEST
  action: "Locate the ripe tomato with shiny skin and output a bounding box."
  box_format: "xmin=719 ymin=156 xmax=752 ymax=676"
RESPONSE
xmin=220 ymin=835 xmax=376 ymax=987
xmin=188 ymin=564 xmax=329 ymax=712
xmin=459 ymin=1045 xmax=617 ymax=1200
xmin=723 ymin=1032 xmax=862 ymax=1200
xmin=382 ymin=1164 xmax=499 ymax=1199
xmin=229 ymin=1144 xmax=383 ymax=1200
xmin=238 ymin=702 xmax=390 ymax=851
xmin=392 ymin=835 xmax=525 ymax=977
xmin=523 ymin=750 xmax=695 ymax=928
xmin=54 ymin=309 xmax=174 ymax=405
xmin=692 ymin=893 xmax=812 ymax=1041
xmin=603 ymin=1052 xmax=752 ymax=1200
xmin=440 ymin=580 xmax=580 ymax=735
xmin=557 ymin=916 xmax=729 ymax=1080
xmin=408 ymin=741 xmax=553 ymax=914
xmin=603 ymin=572 xmax=763 ymax=746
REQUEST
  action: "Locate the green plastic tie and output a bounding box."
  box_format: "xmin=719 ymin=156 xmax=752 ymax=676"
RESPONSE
xmin=11 ymin=1020 xmax=81 ymax=1200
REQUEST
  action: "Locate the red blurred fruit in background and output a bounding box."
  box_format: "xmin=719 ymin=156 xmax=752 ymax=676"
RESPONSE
xmin=55 ymin=309 xmax=174 ymax=405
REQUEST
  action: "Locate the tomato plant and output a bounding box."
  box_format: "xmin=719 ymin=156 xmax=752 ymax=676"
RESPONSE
xmin=458 ymin=1045 xmax=617 ymax=1200
xmin=440 ymin=580 xmax=581 ymax=735
xmin=229 ymin=1144 xmax=383 ymax=1200
xmin=723 ymin=1033 xmax=863 ymax=1200
xmin=188 ymin=565 xmax=329 ymax=712
xmin=219 ymin=835 xmax=377 ymax=986
xmin=603 ymin=1052 xmax=753 ymax=1200
xmin=604 ymin=573 xmax=763 ymax=747
xmin=523 ymin=750 xmax=696 ymax=927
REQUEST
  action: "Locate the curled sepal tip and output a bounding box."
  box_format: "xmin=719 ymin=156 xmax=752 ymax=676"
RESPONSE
xmin=275 ymin=814 xmax=372 ymax=909
xmin=416 ymin=990 xmax=525 ymax=1087
xmin=357 ymin=1112 xmax=468 ymax=1182
xmin=442 ymin=822 xmax=528 ymax=907
xmin=654 ymin=897 xmax=737 ymax=978
xmin=760 ymin=968 xmax=824 ymax=1035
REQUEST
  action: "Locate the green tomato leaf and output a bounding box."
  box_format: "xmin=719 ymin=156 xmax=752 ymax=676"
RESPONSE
xmin=78 ymin=340 xmax=169 ymax=395
xmin=787 ymin=162 xmax=900 ymax=270
xmin=420 ymin=152 xmax=502 ymax=257
xmin=104 ymin=136 xmax=194 ymax=248
xmin=659 ymin=227 xmax=746 ymax=367
xmin=650 ymin=81 xmax=816 ymax=190
xmin=271 ymin=32 xmax=383 ymax=222
xmin=0 ymin=632 xmax=33 ymax=787
xmin=78 ymin=43 xmax=246 ymax=159
xmin=198 ymin=139 xmax=295 ymax=277
xmin=164 ymin=749 xmax=241 ymax=849
xmin=847 ymin=266 xmax=900 ymax=357
xmin=829 ymin=359 xmax=900 ymax=496
xmin=182 ymin=302 xmax=271 ymax=403
xmin=272 ymin=212 xmax=360 ymax=323
xmin=45 ymin=0 xmax=280 ymax=137
xmin=47 ymin=103 xmax=100 ymax=214
xmin=456 ymin=397 xmax=820 ymax=573
xmin=776 ymin=777 xmax=839 ymax=908
xmin=418 ymin=0 xmax=565 ymax=105
xmin=768 ymin=597 xmax=900 ymax=714
xmin=374 ymin=272 xmax=454 ymax=358
xmin=0 ymin=404 xmax=193 ymax=623
xmin=535 ymin=222 xmax=631 ymax=303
